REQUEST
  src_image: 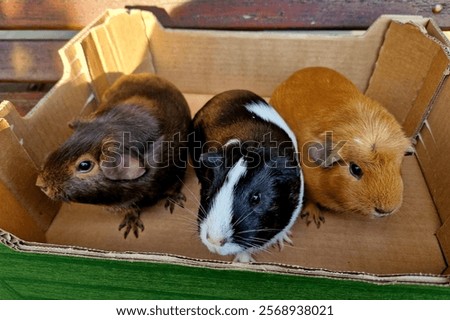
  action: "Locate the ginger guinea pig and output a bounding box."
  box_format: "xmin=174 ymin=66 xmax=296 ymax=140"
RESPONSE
xmin=190 ymin=90 xmax=304 ymax=262
xmin=270 ymin=67 xmax=411 ymax=226
xmin=36 ymin=73 xmax=191 ymax=238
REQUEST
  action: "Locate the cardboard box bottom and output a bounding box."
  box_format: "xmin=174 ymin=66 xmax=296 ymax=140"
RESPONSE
xmin=37 ymin=94 xmax=446 ymax=278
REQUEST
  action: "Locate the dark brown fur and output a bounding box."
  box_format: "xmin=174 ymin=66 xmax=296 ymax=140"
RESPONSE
xmin=37 ymin=73 xmax=191 ymax=238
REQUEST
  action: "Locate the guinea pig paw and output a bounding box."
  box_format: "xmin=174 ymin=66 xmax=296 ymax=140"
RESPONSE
xmin=118 ymin=212 xmax=145 ymax=239
xmin=300 ymin=203 xmax=325 ymax=228
xmin=164 ymin=192 xmax=187 ymax=213
xmin=273 ymin=232 xmax=294 ymax=251
xmin=282 ymin=232 xmax=294 ymax=247
xmin=233 ymin=252 xmax=255 ymax=263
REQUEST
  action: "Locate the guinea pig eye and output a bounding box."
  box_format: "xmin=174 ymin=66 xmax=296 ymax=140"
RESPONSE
xmin=250 ymin=193 xmax=261 ymax=206
xmin=349 ymin=162 xmax=363 ymax=179
xmin=77 ymin=160 xmax=93 ymax=173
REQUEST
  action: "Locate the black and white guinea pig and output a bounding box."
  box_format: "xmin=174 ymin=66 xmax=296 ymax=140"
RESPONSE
xmin=190 ymin=90 xmax=304 ymax=262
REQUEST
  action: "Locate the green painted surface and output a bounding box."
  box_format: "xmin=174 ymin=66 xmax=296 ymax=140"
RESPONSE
xmin=0 ymin=243 xmax=449 ymax=299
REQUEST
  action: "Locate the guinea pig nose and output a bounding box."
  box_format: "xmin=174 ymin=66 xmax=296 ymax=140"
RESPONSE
xmin=374 ymin=207 xmax=393 ymax=216
xmin=36 ymin=176 xmax=48 ymax=193
xmin=39 ymin=185 xmax=50 ymax=195
xmin=206 ymin=233 xmax=227 ymax=247
xmin=36 ymin=175 xmax=45 ymax=187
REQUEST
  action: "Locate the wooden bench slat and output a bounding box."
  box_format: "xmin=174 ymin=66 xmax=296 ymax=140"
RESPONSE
xmin=130 ymin=1 xmax=450 ymax=31
xmin=0 ymin=0 xmax=449 ymax=30
xmin=0 ymin=41 xmax=64 ymax=82
xmin=1 ymin=2 xmax=449 ymax=85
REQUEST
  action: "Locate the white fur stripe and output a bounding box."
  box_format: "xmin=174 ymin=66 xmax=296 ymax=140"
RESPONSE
xmin=223 ymin=138 xmax=240 ymax=148
xmin=201 ymin=157 xmax=248 ymax=255
xmin=245 ymin=101 xmax=299 ymax=154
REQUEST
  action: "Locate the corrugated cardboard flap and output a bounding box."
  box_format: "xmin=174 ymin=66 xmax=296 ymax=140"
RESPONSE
xmin=0 ymin=102 xmax=57 ymax=241
xmin=366 ymin=20 xmax=450 ymax=137
xmin=419 ymin=75 xmax=450 ymax=263
xmin=79 ymin=10 xmax=156 ymax=101
xmin=366 ymin=18 xmax=450 ymax=276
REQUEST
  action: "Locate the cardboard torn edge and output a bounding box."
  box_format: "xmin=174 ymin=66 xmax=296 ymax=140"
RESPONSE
xmin=0 ymin=229 xmax=448 ymax=287
xmin=409 ymin=19 xmax=450 ymax=139
xmin=411 ymin=71 xmax=450 ymax=140
xmin=426 ymin=19 xmax=450 ymax=48
xmin=414 ymin=67 xmax=450 ymax=224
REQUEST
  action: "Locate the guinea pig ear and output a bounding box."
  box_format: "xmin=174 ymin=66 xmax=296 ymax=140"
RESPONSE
xmin=307 ymin=141 xmax=342 ymax=168
xmin=99 ymin=151 xmax=145 ymax=180
xmin=68 ymin=119 xmax=82 ymax=130
xmin=68 ymin=118 xmax=90 ymax=130
xmin=404 ymin=144 xmax=415 ymax=156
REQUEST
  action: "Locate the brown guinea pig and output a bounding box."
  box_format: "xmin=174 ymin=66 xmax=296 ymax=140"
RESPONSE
xmin=36 ymin=73 xmax=191 ymax=238
xmin=270 ymin=67 xmax=411 ymax=226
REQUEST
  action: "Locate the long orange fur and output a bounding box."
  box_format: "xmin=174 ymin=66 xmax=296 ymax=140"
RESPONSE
xmin=270 ymin=67 xmax=411 ymax=225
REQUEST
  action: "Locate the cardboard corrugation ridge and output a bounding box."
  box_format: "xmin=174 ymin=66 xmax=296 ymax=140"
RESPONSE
xmin=418 ymin=77 xmax=450 ymax=260
xmin=0 ymin=229 xmax=22 ymax=247
xmin=426 ymin=19 xmax=450 ymax=47
xmin=0 ymin=230 xmax=447 ymax=286
xmin=365 ymin=21 xmax=444 ymax=134
xmin=80 ymin=10 xmax=156 ymax=100
xmin=0 ymin=103 xmax=58 ymax=240
xmin=81 ymin=34 xmax=111 ymax=101
xmin=406 ymin=21 xmax=450 ymax=139
xmin=404 ymin=51 xmax=450 ymax=139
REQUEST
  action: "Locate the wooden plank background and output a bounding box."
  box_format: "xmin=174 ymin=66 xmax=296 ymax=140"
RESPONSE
xmin=0 ymin=40 xmax=65 ymax=82
xmin=0 ymin=0 xmax=449 ymax=84
xmin=0 ymin=0 xmax=449 ymax=30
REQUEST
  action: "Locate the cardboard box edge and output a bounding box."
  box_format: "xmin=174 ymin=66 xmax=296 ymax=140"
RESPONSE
xmin=1 ymin=229 xmax=448 ymax=287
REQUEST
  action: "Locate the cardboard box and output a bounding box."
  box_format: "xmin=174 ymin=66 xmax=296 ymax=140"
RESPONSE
xmin=1 ymin=9 xmax=449 ymax=286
